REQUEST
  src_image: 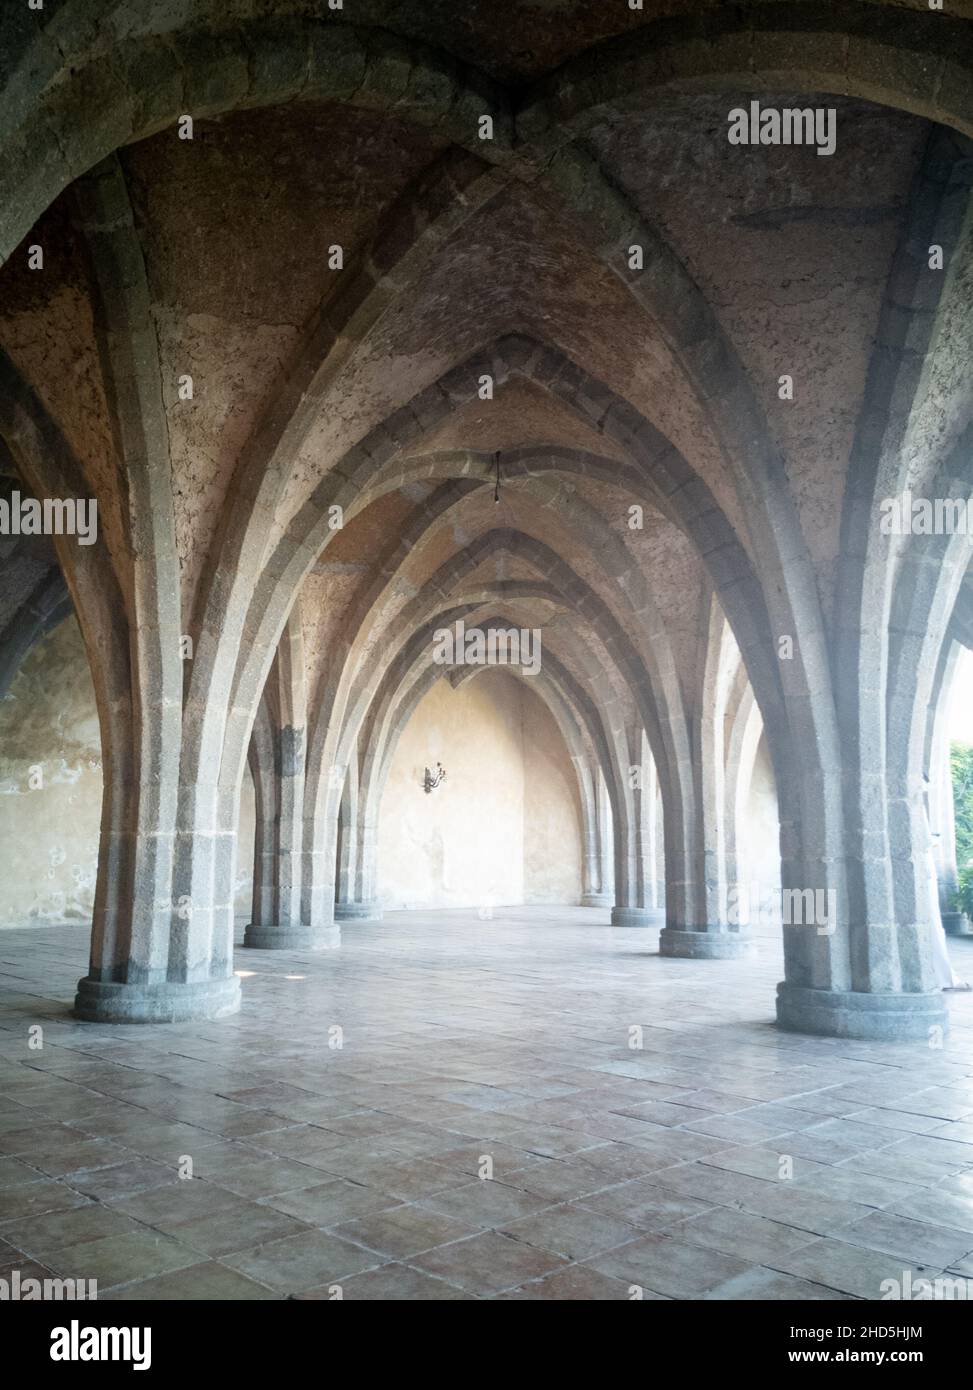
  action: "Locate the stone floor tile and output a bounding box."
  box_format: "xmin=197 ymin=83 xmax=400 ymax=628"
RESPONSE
xmin=263 ymin=1178 xmax=400 ymax=1226
xmin=0 ymin=1179 xmax=89 ymax=1222
xmin=419 ymin=1141 xmax=548 ymax=1180
xmin=499 ymin=1159 xmax=614 ymax=1204
xmin=222 ymin=1229 xmax=382 ymax=1292
xmin=165 ymin=1201 xmax=310 ymax=1257
xmin=100 ymin=1261 xmax=282 ymax=1300
xmin=884 ymin=1134 xmax=973 ymax=1166
xmin=732 ymin=1183 xmax=875 ymax=1237
xmin=48 ymin=1229 xmax=199 ymax=1290
xmin=886 ymin=1089 xmax=973 ymax=1122
xmin=570 ymin=1178 xmax=714 ymax=1230
xmin=703 ymin=1267 xmax=857 ymax=1300
xmin=352 ymin=1159 xmax=470 ymax=1201
xmin=683 ymin=1112 xmax=798 ymax=1144
xmin=417 ymin=1179 xmax=552 ymax=1227
xmin=791 ymin=1166 xmax=923 ymax=1210
xmin=334 ymin=1204 xmax=481 ymax=1259
xmin=614 ymin=1099 xmax=713 ymax=1127
xmin=499 ymin=1201 xmax=641 ymax=1260
xmin=837 ymin=1150 xmax=965 ymax=1187
xmin=667 ymin=1207 xmax=819 ymax=1263
xmin=837 ymin=1209 xmax=973 ymax=1267
xmin=587 ymin=1234 xmax=752 ymax=1298
xmin=1 ymin=1204 xmax=141 ymax=1258
xmin=703 ymin=1144 xmax=829 ymax=1183
xmin=494 ymin=1124 xmax=608 ymax=1158
xmin=773 ymin=1237 xmax=943 ymax=1300
xmin=207 ymin=1158 xmax=329 ymax=1199
xmin=410 ymin=1230 xmax=568 ymax=1295
xmin=0 ymin=1155 xmax=46 ymax=1188
xmin=496 ymin=1265 xmax=649 ymax=1300
xmin=848 ymin=1107 xmax=949 ymax=1135
xmin=295 ymin=1263 xmax=474 ymax=1300
xmin=64 ymin=1158 xmax=180 ymax=1202
xmin=889 ymin=1187 xmax=973 ymax=1235
xmin=108 ymin=1178 xmax=246 ymax=1228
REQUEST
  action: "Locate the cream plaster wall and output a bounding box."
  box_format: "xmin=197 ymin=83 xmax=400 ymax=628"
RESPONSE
xmin=0 ymin=618 xmax=101 ymax=926
xmin=377 ymin=669 xmax=583 ymax=910
xmin=0 ymin=618 xmax=255 ymax=927
xmin=523 ymin=687 xmax=583 ymax=904
xmin=740 ymin=732 xmax=783 ymax=926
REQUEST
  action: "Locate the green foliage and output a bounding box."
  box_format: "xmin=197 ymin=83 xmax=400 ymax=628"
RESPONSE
xmin=956 ymin=865 xmax=973 ymax=921
xmin=951 ymin=742 xmax=973 ymax=874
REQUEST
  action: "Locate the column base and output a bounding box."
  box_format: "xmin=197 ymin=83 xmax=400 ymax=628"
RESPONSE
xmin=610 ymin=907 xmax=665 ymax=927
xmin=242 ymin=924 xmax=340 ymax=950
xmin=334 ymin=901 xmax=383 ymax=922
xmin=74 ymin=974 xmax=241 ymax=1024
xmin=581 ymin=893 xmax=613 ymax=908
xmin=660 ymin=927 xmax=754 ymax=959
xmin=943 ymin=912 xmax=973 ymax=938
xmin=776 ymin=982 xmax=949 ymax=1041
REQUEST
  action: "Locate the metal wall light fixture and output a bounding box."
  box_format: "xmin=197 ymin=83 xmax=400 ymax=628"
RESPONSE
xmin=424 ymin=762 xmax=447 ymax=793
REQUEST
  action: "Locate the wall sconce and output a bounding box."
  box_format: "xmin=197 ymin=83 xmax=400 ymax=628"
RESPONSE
xmin=424 ymin=762 xmax=447 ymax=793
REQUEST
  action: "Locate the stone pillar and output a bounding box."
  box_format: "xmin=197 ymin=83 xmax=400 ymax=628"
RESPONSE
xmin=334 ymin=759 xmax=358 ymax=909
xmin=65 ymin=161 xmax=241 ymax=1025
xmin=247 ymin=708 xmax=278 ymax=933
xmin=931 ymin=705 xmax=971 ymax=937
xmin=335 ymin=743 xmax=383 ymax=922
xmin=660 ymin=617 xmax=752 ymax=959
xmin=244 ymin=724 xmax=330 ymax=948
xmin=67 ymin=580 xmax=241 ymax=1026
xmin=777 ymin=528 xmax=961 ymax=1040
xmin=613 ymin=736 xmax=664 ymax=926
xmin=581 ymin=762 xmax=613 ymax=907
xmin=639 ymin=743 xmax=663 ymax=912
xmin=301 ymin=762 xmax=341 ymax=932
xmin=244 ymin=623 xmax=335 ymax=951
xmin=75 ymin=729 xmax=242 ymax=1023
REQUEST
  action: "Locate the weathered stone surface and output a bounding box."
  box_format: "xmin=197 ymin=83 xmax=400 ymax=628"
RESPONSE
xmin=0 ymin=1 xmax=967 ymax=1043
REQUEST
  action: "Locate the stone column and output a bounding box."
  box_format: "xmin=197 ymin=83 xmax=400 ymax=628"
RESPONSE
xmin=244 ymin=723 xmax=327 ymax=947
xmin=301 ymin=762 xmax=341 ymax=933
xmin=67 ymin=161 xmax=240 ymax=1024
xmin=335 ymin=742 xmax=383 ymax=922
xmin=581 ymin=762 xmax=613 ymax=907
xmin=246 ymin=705 xmax=278 ymax=934
xmin=931 ymin=699 xmax=971 ymax=937
xmin=244 ymin=622 xmax=334 ymax=950
xmin=661 ymin=617 xmax=752 ymax=958
xmin=613 ymin=735 xmax=665 ymax=926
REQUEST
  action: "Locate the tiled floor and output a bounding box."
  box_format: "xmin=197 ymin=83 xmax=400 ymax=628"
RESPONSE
xmin=1 ymin=908 xmax=972 ymax=1300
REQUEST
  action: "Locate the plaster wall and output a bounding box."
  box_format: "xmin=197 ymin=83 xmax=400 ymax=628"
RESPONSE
xmin=740 ymin=733 xmax=783 ymax=926
xmin=524 ymin=688 xmax=584 ymax=905
xmin=378 ymin=670 xmax=583 ymax=910
xmin=0 ymin=619 xmax=101 ymax=926
xmin=0 ymin=619 xmax=256 ymax=926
